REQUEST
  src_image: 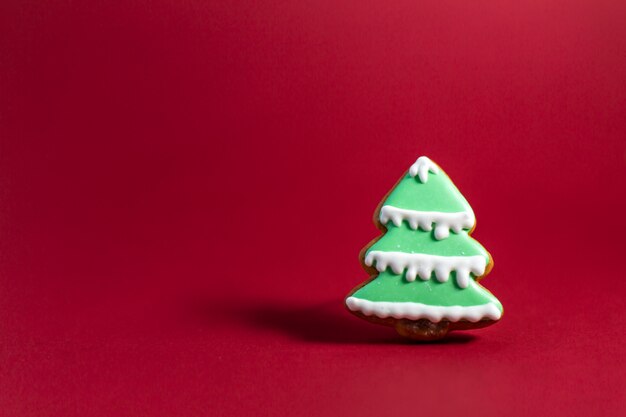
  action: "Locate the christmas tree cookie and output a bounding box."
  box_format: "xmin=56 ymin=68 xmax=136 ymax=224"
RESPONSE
xmin=345 ymin=156 xmax=503 ymax=340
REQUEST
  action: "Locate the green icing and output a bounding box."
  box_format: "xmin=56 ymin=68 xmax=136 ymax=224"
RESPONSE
xmin=383 ymin=172 xmax=471 ymax=213
xmin=348 ymin=161 xmax=502 ymax=312
xmin=367 ymin=223 xmax=489 ymax=261
xmin=351 ymin=270 xmax=502 ymax=309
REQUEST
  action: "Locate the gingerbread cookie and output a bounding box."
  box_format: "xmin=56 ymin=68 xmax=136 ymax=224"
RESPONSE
xmin=345 ymin=156 xmax=503 ymax=340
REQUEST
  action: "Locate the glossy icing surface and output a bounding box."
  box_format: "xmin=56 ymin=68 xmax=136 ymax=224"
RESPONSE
xmin=350 ymin=270 xmax=501 ymax=307
xmin=383 ymin=170 xmax=472 ymax=214
xmin=365 ymin=251 xmax=486 ymax=288
xmin=368 ymin=223 xmax=488 ymax=257
xmin=379 ymin=206 xmax=475 ymax=240
xmin=347 ymin=156 xmax=502 ymax=322
xmin=346 ymin=297 xmax=501 ymax=323
xmin=408 ymin=156 xmax=439 ymax=183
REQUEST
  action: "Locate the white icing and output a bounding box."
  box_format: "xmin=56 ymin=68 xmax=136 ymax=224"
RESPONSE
xmin=364 ymin=251 xmax=487 ymax=288
xmin=379 ymin=205 xmax=475 ymax=240
xmin=408 ymin=156 xmax=439 ymax=183
xmin=346 ymin=297 xmax=501 ymax=322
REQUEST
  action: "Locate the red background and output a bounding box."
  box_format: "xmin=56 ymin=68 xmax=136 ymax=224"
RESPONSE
xmin=1 ymin=1 xmax=625 ymax=416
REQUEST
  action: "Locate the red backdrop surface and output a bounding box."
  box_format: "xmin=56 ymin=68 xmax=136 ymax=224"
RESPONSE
xmin=1 ymin=1 xmax=625 ymax=416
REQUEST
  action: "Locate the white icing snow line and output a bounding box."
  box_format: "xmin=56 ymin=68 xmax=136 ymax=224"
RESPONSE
xmin=364 ymin=251 xmax=487 ymax=289
xmin=346 ymin=297 xmax=502 ymax=322
xmin=408 ymin=156 xmax=439 ymax=183
xmin=379 ymin=205 xmax=475 ymax=240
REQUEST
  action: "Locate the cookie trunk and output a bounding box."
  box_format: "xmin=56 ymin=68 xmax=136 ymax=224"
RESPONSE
xmin=347 ymin=306 xmax=499 ymax=341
